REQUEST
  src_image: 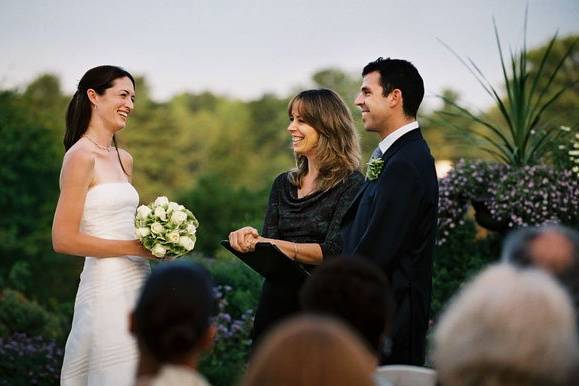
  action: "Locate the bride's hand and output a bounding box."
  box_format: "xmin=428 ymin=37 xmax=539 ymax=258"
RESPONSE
xmin=229 ymin=226 xmax=259 ymax=253
xmin=131 ymin=240 xmax=157 ymax=260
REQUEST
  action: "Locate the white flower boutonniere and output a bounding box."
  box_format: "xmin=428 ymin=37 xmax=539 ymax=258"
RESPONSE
xmin=366 ymin=158 xmax=384 ymax=181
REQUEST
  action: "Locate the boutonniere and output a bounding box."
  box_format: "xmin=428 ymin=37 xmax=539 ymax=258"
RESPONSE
xmin=366 ymin=158 xmax=384 ymax=181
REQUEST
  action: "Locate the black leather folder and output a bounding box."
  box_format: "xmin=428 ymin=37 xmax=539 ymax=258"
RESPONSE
xmin=220 ymin=240 xmax=310 ymax=281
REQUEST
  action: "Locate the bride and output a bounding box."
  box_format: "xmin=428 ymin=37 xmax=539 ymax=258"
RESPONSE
xmin=52 ymin=65 xmax=153 ymax=386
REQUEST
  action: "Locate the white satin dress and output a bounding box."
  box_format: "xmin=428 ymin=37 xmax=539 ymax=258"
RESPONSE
xmin=61 ymin=182 xmax=151 ymax=386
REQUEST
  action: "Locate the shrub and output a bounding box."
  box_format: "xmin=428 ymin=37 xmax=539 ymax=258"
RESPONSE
xmin=193 ymin=255 xmax=262 ymax=319
xmin=200 ymin=285 xmax=254 ymax=386
xmin=0 ymin=289 xmax=64 ymax=342
xmin=437 ymin=160 xmax=579 ymax=245
xmin=432 ymin=220 xmax=501 ymax=316
xmin=0 ymin=333 xmax=63 ymax=386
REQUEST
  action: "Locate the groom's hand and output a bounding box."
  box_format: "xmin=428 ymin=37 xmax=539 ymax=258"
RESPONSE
xmin=229 ymin=226 xmax=259 ymax=253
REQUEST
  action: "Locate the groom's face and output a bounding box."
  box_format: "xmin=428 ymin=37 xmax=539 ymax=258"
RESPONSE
xmin=355 ymin=71 xmax=391 ymax=135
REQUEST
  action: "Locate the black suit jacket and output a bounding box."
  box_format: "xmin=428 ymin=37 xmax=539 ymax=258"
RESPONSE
xmin=341 ymin=129 xmax=438 ymax=365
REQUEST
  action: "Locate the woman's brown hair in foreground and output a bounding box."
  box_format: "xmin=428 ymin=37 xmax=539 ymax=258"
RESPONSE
xmin=241 ymin=315 xmax=376 ymax=386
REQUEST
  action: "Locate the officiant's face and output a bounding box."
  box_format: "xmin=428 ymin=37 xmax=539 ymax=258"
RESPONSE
xmin=355 ymin=71 xmax=392 ymax=133
xmin=288 ymin=103 xmax=319 ymax=157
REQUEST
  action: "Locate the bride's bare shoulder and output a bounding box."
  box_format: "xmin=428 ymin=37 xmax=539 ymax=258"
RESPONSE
xmin=60 ymin=141 xmax=96 ymax=183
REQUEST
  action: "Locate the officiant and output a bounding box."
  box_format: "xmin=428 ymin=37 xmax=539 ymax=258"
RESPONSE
xmin=228 ymin=89 xmax=363 ymax=346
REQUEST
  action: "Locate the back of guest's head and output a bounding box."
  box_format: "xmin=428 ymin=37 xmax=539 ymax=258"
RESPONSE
xmin=502 ymin=224 xmax=579 ymax=274
xmin=288 ymin=88 xmax=361 ymax=191
xmin=132 ymin=261 xmax=215 ymax=364
xmin=241 ymin=315 xmax=376 ymax=386
xmin=433 ymin=264 xmax=579 ymax=386
xmin=300 ymin=257 xmax=393 ymax=356
xmin=65 ymin=65 xmax=135 ymax=150
xmin=362 ymin=57 xmax=424 ymax=118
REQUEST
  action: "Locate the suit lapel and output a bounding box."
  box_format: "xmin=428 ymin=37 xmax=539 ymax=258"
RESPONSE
xmin=344 ymin=129 xmax=424 ymax=219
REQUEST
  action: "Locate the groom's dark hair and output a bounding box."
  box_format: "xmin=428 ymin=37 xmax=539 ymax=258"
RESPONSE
xmin=362 ymin=57 xmax=424 ymax=118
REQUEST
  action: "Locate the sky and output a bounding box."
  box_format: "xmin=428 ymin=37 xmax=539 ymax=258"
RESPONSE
xmin=1 ymin=0 xmax=578 ymax=111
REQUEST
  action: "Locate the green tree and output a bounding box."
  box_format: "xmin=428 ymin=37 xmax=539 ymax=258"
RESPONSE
xmin=177 ymin=172 xmax=269 ymax=257
xmin=0 ymin=90 xmax=79 ymax=303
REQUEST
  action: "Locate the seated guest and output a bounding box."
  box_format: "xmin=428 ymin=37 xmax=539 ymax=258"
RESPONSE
xmin=432 ymin=264 xmax=579 ymax=386
xmin=501 ymin=224 xmax=579 ymax=317
xmin=240 ymin=315 xmax=376 ymax=386
xmin=130 ymin=261 xmax=216 ymax=386
xmin=300 ymin=257 xmax=395 ymax=384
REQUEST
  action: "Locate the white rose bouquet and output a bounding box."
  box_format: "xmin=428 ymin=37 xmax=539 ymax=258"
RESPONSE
xmin=135 ymin=196 xmax=199 ymax=259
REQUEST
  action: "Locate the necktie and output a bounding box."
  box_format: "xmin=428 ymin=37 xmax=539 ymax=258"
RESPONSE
xmin=369 ymin=146 xmax=382 ymax=161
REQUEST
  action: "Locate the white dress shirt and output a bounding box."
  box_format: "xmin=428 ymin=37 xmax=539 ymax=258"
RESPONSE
xmin=377 ymin=121 xmax=419 ymax=156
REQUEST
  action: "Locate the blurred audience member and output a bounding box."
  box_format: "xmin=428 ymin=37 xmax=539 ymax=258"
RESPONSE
xmin=300 ymin=257 xmax=394 ymax=361
xmin=502 ymin=224 xmax=579 ymax=317
xmin=240 ymin=315 xmax=376 ymax=386
xmin=131 ymin=261 xmax=216 ymax=386
xmin=432 ymin=264 xmax=579 ymax=386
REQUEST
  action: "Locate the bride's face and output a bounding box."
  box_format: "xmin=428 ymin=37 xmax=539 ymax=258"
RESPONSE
xmin=90 ymin=77 xmax=135 ymax=131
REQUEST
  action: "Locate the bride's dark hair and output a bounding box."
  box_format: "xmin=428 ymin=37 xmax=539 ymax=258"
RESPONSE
xmin=133 ymin=262 xmax=216 ymax=363
xmin=64 ymin=65 xmax=135 ymax=173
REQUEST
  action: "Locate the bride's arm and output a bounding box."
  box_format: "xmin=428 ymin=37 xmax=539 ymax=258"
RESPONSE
xmin=52 ymin=149 xmax=147 ymax=258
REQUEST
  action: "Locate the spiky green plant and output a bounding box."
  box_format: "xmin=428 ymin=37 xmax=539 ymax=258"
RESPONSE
xmin=438 ymin=12 xmax=577 ymax=166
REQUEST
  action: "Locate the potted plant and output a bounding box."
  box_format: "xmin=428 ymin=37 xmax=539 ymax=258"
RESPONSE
xmin=436 ymin=13 xmax=578 ymax=240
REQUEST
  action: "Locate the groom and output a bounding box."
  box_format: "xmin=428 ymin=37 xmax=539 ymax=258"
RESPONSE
xmin=341 ymin=57 xmax=438 ymax=365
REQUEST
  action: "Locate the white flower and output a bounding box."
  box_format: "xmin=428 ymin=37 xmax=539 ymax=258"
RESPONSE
xmin=170 ymin=210 xmax=187 ymax=225
xmin=179 ymin=236 xmax=195 ymax=251
xmin=151 ymin=222 xmax=165 ymax=234
xmin=166 ymin=231 xmax=180 ymax=243
xmin=136 ymin=227 xmax=151 ymax=238
xmin=154 ymin=196 xmax=169 ymax=207
xmin=154 ymin=206 xmax=167 ymax=221
xmin=560 ymin=125 xmax=571 ymax=132
xmin=570 ymin=150 xmax=579 ymax=156
xmin=151 ymin=244 xmax=167 ymax=258
xmin=573 ymin=166 xmax=579 ymax=173
xmin=168 ymin=202 xmax=180 ymax=212
xmin=136 ymin=205 xmax=152 ymax=219
xmin=186 ymin=223 xmax=197 ymax=235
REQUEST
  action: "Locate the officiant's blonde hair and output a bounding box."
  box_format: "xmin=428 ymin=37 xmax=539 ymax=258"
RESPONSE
xmin=288 ymin=89 xmax=360 ymax=192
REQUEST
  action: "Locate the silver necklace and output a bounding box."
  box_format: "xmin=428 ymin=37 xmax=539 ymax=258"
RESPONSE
xmin=83 ymin=135 xmax=112 ymax=152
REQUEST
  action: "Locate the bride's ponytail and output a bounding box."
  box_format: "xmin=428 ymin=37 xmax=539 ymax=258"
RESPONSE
xmin=64 ymin=89 xmax=91 ymax=151
xmin=63 ymin=65 xmax=135 ymax=151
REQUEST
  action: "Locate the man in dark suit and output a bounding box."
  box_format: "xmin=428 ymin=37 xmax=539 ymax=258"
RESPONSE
xmin=341 ymin=57 xmax=438 ymax=366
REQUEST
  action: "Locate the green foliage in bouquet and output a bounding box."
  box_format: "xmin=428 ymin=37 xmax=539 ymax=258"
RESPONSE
xmin=438 ymin=12 xmax=578 ymax=166
xmin=135 ymin=196 xmax=199 ymax=258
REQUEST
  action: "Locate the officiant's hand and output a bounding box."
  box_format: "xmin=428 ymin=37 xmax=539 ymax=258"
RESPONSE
xmin=229 ymin=226 xmax=259 ymax=253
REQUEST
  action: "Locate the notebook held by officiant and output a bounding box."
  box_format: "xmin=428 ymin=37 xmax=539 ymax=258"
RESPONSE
xmin=220 ymin=240 xmax=310 ymax=281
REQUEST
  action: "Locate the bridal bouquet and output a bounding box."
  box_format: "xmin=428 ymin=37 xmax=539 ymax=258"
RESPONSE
xmin=135 ymin=196 xmax=199 ymax=259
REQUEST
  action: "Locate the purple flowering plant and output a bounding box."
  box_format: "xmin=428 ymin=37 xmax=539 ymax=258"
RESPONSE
xmin=200 ymin=284 xmax=254 ymax=385
xmin=0 ymin=332 xmax=64 ymax=386
xmin=438 ymin=159 xmax=579 ymax=245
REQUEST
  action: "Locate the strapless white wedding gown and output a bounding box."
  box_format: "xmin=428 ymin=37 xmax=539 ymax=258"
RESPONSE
xmin=61 ymin=182 xmax=151 ymax=386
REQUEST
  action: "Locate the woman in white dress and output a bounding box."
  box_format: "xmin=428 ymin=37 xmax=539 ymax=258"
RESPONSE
xmin=52 ymin=65 xmax=153 ymax=386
